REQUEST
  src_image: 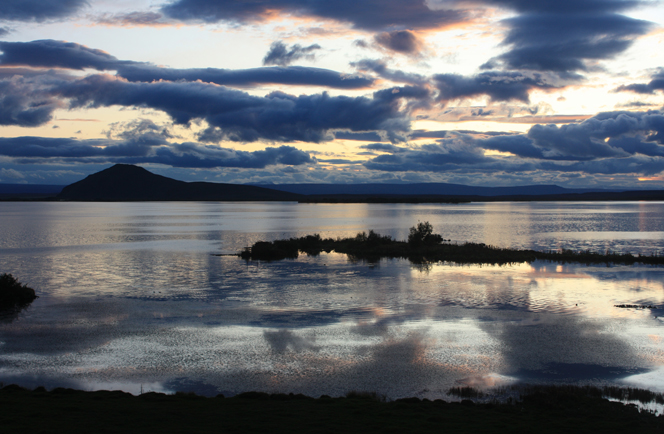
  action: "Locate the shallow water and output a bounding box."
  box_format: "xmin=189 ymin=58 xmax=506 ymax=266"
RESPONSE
xmin=0 ymin=201 xmax=663 ymax=398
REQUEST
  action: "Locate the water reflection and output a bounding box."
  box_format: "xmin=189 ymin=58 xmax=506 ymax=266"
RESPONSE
xmin=0 ymin=202 xmax=663 ymax=397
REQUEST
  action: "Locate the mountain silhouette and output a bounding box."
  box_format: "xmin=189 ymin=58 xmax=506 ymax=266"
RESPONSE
xmin=57 ymin=164 xmax=302 ymax=201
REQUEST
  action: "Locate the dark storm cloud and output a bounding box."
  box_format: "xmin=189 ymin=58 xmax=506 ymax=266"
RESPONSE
xmin=351 ymin=59 xmax=427 ymax=85
xmin=160 ymin=0 xmax=468 ymax=31
xmin=434 ymin=71 xmax=564 ymax=104
xmin=117 ymin=64 xmax=373 ymax=89
xmin=0 ymin=0 xmax=86 ymax=22
xmin=0 ymin=28 xmax=9 ymax=37
xmin=614 ymin=68 xmax=664 ymax=94
xmin=374 ymin=30 xmax=423 ymax=55
xmin=262 ymin=41 xmax=321 ymax=66
xmin=52 ymin=75 xmax=423 ymax=142
xmin=483 ymin=13 xmax=653 ymax=73
xmin=0 ymin=40 xmax=372 ymax=89
xmin=0 ymin=135 xmax=315 ymax=169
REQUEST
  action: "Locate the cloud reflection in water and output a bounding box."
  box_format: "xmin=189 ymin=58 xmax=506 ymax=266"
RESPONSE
xmin=1 ymin=218 xmax=663 ymax=397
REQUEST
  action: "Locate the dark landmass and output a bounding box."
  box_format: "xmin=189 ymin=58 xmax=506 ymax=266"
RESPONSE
xmin=253 ymin=182 xmax=617 ymax=196
xmin=1 ymin=384 xmax=661 ymax=433
xmin=0 ymin=273 xmax=37 ymax=310
xmin=3 ymin=164 xmax=663 ymax=202
xmin=236 ymin=229 xmax=664 ymax=266
xmin=301 ymin=190 xmax=664 ymax=203
xmin=0 ymin=183 xmax=64 ymax=200
xmin=57 ymin=164 xmax=303 ymax=201
xmin=299 ymin=194 xmax=471 ymax=203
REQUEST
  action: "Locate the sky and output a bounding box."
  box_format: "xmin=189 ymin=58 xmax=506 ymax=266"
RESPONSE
xmin=0 ymin=0 xmax=663 ymax=187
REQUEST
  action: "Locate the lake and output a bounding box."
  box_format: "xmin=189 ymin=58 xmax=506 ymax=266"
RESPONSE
xmin=1 ymin=201 xmax=663 ymax=399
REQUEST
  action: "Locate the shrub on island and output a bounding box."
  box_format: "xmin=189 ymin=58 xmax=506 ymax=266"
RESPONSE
xmin=236 ymin=222 xmax=664 ymax=266
xmin=0 ymin=273 xmax=38 ymax=308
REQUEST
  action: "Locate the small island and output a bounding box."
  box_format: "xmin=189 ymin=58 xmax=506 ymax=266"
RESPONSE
xmin=0 ymin=273 xmax=38 ymax=310
xmin=235 ymin=222 xmax=664 ymax=266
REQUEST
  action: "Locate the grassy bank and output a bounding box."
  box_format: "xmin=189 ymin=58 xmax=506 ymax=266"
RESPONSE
xmin=235 ymin=226 xmax=664 ymax=266
xmin=1 ymin=384 xmax=662 ymax=433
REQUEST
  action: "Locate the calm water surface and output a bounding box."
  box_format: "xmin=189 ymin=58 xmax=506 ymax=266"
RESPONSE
xmin=0 ymin=201 xmax=663 ymax=398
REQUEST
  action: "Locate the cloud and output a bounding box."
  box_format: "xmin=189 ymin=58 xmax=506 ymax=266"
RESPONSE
xmin=262 ymin=41 xmax=321 ymax=66
xmin=360 ymin=143 xmax=408 ymax=153
xmin=479 ymin=134 xmax=551 ymax=159
xmin=52 ymin=75 xmax=424 ymax=142
xmin=0 ymin=0 xmax=86 ymax=22
xmin=374 ymin=30 xmax=423 ymax=55
xmin=434 ymin=71 xmax=568 ymax=104
xmin=364 ymin=136 xmax=488 ymax=172
xmin=93 ymin=12 xmax=167 ymax=27
xmin=146 ymin=143 xmax=315 ymax=168
xmin=614 ymin=68 xmax=664 ymax=95
xmin=160 ymin=0 xmax=469 ymax=31
xmin=334 ymin=131 xmax=383 ymax=141
xmin=483 ymin=12 xmax=653 ymax=73
xmin=525 ymin=110 xmax=664 ymax=158
xmin=0 ymin=40 xmax=373 ymax=89
xmin=0 ymin=40 xmax=136 ymax=71
xmin=479 ymin=0 xmax=644 ymax=14
xmin=352 ymin=59 xmax=427 ymax=85
xmin=0 ymin=135 xmax=316 ymax=169
xmin=0 ymin=74 xmax=65 ymax=126
xmin=0 ymin=167 xmax=24 ymax=179
xmin=118 ymin=64 xmax=374 ymax=89
xmin=478 ymin=110 xmax=664 ymax=161
xmin=363 ymin=110 xmax=664 ymax=176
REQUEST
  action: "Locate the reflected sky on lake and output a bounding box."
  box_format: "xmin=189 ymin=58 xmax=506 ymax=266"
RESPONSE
xmin=0 ymin=202 xmax=663 ymax=397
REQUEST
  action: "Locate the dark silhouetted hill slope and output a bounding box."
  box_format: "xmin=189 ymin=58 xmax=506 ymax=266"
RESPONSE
xmin=57 ymin=164 xmax=303 ymax=201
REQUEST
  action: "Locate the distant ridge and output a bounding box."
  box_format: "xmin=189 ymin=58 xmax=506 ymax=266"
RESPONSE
xmin=251 ymin=182 xmax=621 ymax=197
xmin=57 ymin=164 xmax=302 ymax=201
xmin=0 ymin=184 xmax=64 ymax=199
xmin=5 ymin=164 xmax=663 ymax=202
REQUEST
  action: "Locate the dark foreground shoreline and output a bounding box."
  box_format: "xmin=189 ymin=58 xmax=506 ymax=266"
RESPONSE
xmin=1 ymin=384 xmax=662 ymax=433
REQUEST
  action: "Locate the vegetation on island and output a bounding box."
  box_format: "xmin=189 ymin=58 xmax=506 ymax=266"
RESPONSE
xmin=1 ymin=383 xmax=662 ymax=433
xmin=238 ymin=222 xmax=664 ymax=266
xmin=0 ymin=273 xmax=37 ymax=309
